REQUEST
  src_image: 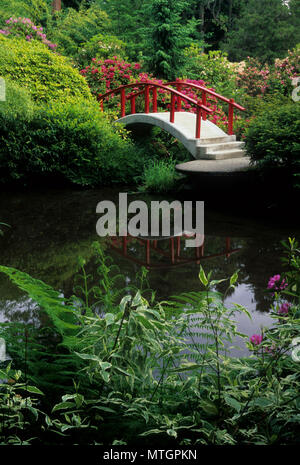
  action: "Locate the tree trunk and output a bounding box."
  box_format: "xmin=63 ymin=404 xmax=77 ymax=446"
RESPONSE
xmin=52 ymin=0 xmax=61 ymax=12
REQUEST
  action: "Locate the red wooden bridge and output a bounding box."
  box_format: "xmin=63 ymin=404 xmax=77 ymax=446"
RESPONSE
xmin=99 ymin=80 xmax=247 ymax=161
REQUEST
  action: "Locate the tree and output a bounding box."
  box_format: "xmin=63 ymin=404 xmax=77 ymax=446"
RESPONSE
xmin=144 ymin=0 xmax=196 ymax=79
xmin=221 ymin=0 xmax=299 ymax=63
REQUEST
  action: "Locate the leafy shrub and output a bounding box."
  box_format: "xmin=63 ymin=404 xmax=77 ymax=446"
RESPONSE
xmin=75 ymin=33 xmax=127 ymax=68
xmin=245 ymin=102 xmax=300 ymax=183
xmin=0 ymin=94 xmax=144 ymax=186
xmin=139 ymin=157 xmax=180 ymax=193
xmin=0 ymin=35 xmax=92 ymax=102
xmin=182 ymin=46 xmax=241 ymax=98
xmin=0 ymin=364 xmax=44 ymax=445
xmin=50 ymin=4 xmax=109 ymax=58
xmin=0 ymin=0 xmax=51 ymax=28
xmin=236 ymin=48 xmax=300 ymax=98
xmin=80 ymin=56 xmax=143 ymax=97
xmin=0 ymin=79 xmax=34 ymax=120
xmin=0 ymin=16 xmax=57 ymax=50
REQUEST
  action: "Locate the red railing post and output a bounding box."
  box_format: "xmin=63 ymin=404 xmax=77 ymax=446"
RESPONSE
xmin=170 ymin=93 xmax=175 ymax=123
xmin=170 ymin=237 xmax=175 ymax=264
xmin=99 ymin=99 xmax=103 ymax=112
xmin=131 ymin=95 xmax=136 ymax=114
xmin=176 ymin=83 xmax=182 ymax=111
xmin=145 ymin=84 xmax=150 ymax=113
xmin=146 ymin=240 xmax=150 ymax=265
xmin=123 ymin=237 xmax=127 ymax=256
xmin=195 ymin=106 xmax=201 ymax=138
xmin=152 ymin=87 xmax=157 ymax=113
xmin=201 ymin=90 xmax=207 ymax=121
xmin=228 ymin=98 xmax=234 ymax=135
xmin=120 ymin=88 xmax=126 ymax=117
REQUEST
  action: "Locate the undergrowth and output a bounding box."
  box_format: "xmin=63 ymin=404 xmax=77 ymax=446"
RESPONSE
xmin=0 ymin=240 xmax=299 ymax=445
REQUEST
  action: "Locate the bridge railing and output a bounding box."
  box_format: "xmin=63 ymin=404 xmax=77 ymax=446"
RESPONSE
xmin=123 ymin=79 xmax=246 ymax=136
xmin=98 ymin=81 xmax=212 ymax=138
xmin=167 ymin=80 xmax=246 ymax=135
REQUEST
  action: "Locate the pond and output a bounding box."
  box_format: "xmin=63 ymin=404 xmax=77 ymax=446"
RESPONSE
xmin=0 ymin=187 xmax=299 ymax=356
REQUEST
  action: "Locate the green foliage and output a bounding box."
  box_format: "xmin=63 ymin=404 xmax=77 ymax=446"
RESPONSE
xmin=0 ymin=94 xmax=144 ymax=186
xmin=182 ymin=46 xmax=243 ymax=99
xmin=236 ymin=49 xmax=300 ymax=99
xmin=138 ymin=157 xmax=181 ymax=193
xmin=0 ymin=241 xmax=300 ymax=444
xmin=75 ymin=33 xmax=127 ymax=68
xmin=0 ymin=0 xmax=51 ymax=28
xmin=245 ymin=102 xmax=300 ymax=184
xmin=221 ymin=0 xmax=300 ymax=63
xmin=93 ymin=0 xmax=149 ymax=61
xmin=0 ymin=79 xmax=34 ymax=120
xmin=0 ymin=364 xmax=44 ymax=445
xmin=144 ymin=0 xmax=196 ymax=79
xmin=0 ymin=35 xmax=92 ymax=103
xmin=50 ymin=3 xmax=110 ymax=58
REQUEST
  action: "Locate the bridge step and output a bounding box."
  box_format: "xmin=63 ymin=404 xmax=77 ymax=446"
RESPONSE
xmin=200 ymin=149 xmax=246 ymax=160
xmin=176 ymin=157 xmax=251 ymax=174
xmin=196 ymin=141 xmax=246 ymax=160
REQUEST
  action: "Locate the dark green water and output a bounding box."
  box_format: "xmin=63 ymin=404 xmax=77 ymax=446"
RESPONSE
xmin=0 ymin=187 xmax=299 ymax=354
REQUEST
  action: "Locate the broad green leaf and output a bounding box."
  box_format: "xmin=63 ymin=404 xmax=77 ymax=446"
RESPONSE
xmin=224 ymin=395 xmax=241 ymax=412
xmin=25 ymin=385 xmax=44 ymax=395
xmin=199 ymin=266 xmax=208 ymax=287
xmin=52 ymin=401 xmax=76 ymax=412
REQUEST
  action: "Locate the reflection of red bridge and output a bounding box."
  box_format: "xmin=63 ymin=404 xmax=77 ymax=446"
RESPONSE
xmin=109 ymin=234 xmax=240 ymax=270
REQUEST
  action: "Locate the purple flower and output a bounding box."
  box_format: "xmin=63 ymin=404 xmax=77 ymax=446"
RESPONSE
xmin=267 ymin=274 xmax=288 ymax=291
xmin=278 ymin=302 xmax=291 ymax=315
xmin=250 ymin=334 xmax=263 ymax=345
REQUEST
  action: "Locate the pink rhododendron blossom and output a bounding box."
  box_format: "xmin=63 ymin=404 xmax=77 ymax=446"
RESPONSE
xmin=267 ymin=274 xmax=288 ymax=291
xmin=250 ymin=334 xmax=263 ymax=345
xmin=278 ymin=302 xmax=291 ymax=315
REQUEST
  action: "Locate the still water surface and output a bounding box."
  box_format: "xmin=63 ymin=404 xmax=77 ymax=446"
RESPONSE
xmin=0 ymin=188 xmax=299 ymax=355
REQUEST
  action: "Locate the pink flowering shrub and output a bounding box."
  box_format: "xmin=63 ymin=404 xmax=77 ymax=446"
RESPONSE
xmin=80 ymin=57 xmax=143 ymax=96
xmin=0 ymin=17 xmax=57 ymax=50
xmin=81 ymin=57 xmax=247 ymax=134
xmin=236 ymin=49 xmax=299 ymax=98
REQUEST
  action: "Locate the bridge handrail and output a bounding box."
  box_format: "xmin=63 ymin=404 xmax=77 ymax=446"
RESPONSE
xmin=167 ymin=81 xmax=246 ymax=111
xmin=98 ymin=81 xmax=213 ymax=138
xmin=98 ymin=81 xmax=212 ymax=113
xmin=124 ymin=79 xmax=245 ymax=135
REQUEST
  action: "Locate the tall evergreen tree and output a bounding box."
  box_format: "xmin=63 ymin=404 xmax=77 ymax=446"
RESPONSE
xmin=144 ymin=0 xmax=196 ymax=79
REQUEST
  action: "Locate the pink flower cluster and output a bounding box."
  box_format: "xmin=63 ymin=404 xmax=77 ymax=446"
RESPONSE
xmin=81 ymin=57 xmax=234 ymax=131
xmin=250 ymin=334 xmax=263 ymax=345
xmin=277 ymin=302 xmax=291 ymax=315
xmin=267 ymin=274 xmax=288 ymax=292
xmin=80 ymin=57 xmax=143 ymax=96
xmin=236 ymin=51 xmax=299 ymax=98
xmin=0 ymin=17 xmax=57 ymax=50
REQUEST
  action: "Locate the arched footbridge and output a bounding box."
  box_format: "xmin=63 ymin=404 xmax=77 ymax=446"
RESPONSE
xmin=99 ymin=80 xmax=250 ymax=173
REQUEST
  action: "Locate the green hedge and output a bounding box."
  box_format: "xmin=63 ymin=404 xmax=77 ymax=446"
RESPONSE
xmin=245 ymin=102 xmax=300 ymax=183
xmin=0 ymin=35 xmax=92 ymax=102
xmin=0 ymin=84 xmax=144 ymax=186
xmin=0 ymin=0 xmax=50 ymax=27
